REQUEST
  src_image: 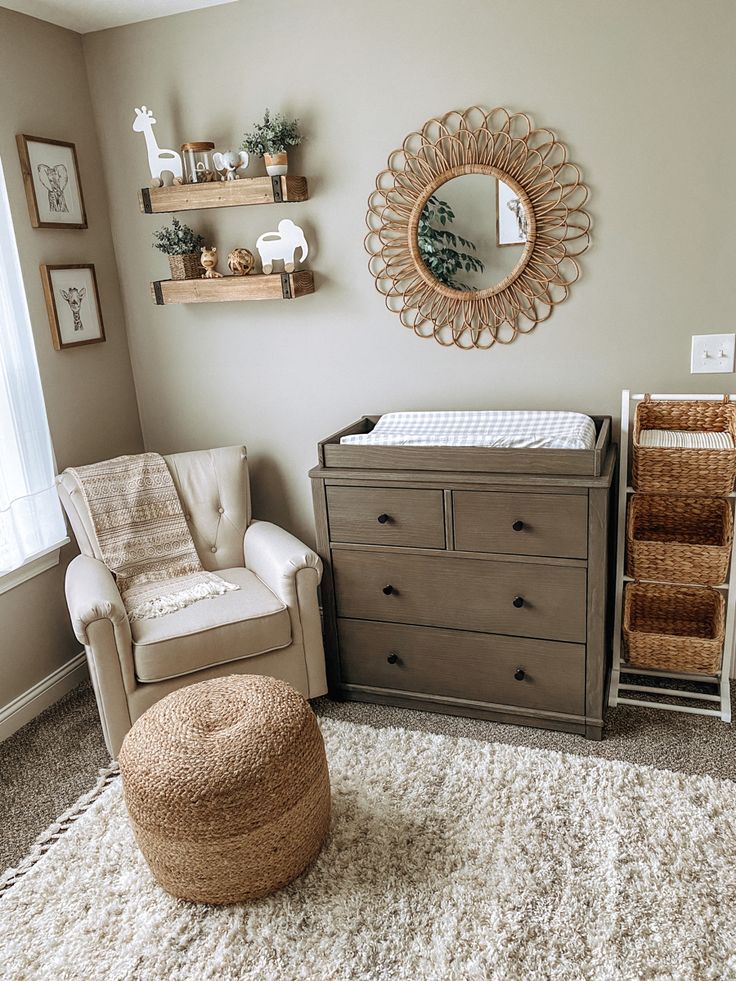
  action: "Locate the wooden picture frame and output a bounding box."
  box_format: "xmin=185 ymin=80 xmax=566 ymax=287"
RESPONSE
xmin=16 ymin=135 xmax=87 ymax=229
xmin=40 ymin=264 xmax=105 ymax=350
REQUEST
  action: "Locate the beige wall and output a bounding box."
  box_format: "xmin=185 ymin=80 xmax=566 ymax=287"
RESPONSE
xmin=0 ymin=8 xmax=143 ymax=706
xmin=81 ymin=0 xmax=735 ymax=553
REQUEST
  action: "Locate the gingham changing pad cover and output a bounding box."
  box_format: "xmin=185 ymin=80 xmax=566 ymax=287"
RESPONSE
xmin=340 ymin=411 xmax=598 ymax=450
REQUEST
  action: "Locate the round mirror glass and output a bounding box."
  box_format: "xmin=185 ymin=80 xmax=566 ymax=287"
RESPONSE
xmin=417 ymin=174 xmax=529 ymax=292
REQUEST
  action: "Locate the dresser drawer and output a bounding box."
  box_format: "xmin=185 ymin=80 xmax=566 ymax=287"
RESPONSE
xmin=454 ymin=490 xmax=588 ymax=559
xmin=326 ymin=486 xmax=445 ymax=548
xmin=332 ymin=550 xmax=586 ymax=643
xmin=338 ymin=619 xmax=585 ymax=716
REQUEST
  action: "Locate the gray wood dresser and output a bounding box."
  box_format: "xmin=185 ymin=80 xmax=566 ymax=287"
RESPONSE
xmin=310 ymin=416 xmax=616 ymax=739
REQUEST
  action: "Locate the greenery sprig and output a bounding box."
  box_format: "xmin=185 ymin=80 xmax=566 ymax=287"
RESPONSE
xmin=417 ymin=196 xmax=484 ymax=291
xmin=152 ymin=217 xmax=205 ymax=256
xmin=241 ymin=109 xmax=302 ymax=157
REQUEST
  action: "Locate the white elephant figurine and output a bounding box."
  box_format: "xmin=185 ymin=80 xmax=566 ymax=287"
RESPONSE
xmin=212 ymin=150 xmax=249 ymax=181
xmin=256 ymin=219 xmax=309 ymax=274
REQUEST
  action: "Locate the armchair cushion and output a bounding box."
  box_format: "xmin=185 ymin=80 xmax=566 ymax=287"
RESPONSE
xmin=131 ymin=568 xmax=291 ymax=683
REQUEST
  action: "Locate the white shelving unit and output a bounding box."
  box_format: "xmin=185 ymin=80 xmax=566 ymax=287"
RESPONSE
xmin=609 ymin=390 xmax=736 ymax=721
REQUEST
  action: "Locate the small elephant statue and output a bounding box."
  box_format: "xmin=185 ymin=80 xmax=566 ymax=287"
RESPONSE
xmin=227 ymin=248 xmax=255 ymax=276
xmin=213 ymin=150 xmax=250 ymax=181
xmin=200 ymin=246 xmax=223 ymax=279
xmin=255 ymin=219 xmax=309 ymax=275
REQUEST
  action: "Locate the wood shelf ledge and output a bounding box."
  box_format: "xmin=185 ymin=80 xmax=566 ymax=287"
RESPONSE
xmin=139 ymin=176 xmax=308 ymax=214
xmin=151 ymin=271 xmax=314 ymax=304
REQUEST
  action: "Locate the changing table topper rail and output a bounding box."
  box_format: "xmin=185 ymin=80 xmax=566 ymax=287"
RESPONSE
xmin=318 ymin=415 xmax=610 ymax=477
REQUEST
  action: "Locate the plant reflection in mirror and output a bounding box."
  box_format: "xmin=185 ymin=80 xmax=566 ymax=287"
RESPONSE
xmin=417 ymin=196 xmax=484 ymax=291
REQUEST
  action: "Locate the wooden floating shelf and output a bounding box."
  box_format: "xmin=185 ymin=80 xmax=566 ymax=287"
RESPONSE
xmin=139 ymin=176 xmax=308 ymax=214
xmin=151 ymin=271 xmax=314 ymax=305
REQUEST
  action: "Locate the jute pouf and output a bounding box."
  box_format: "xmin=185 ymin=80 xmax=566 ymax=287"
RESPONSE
xmin=118 ymin=675 xmax=331 ymax=904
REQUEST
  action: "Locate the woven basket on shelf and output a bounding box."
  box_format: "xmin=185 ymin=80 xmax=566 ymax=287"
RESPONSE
xmin=623 ymin=581 xmax=725 ymax=674
xmin=626 ymin=494 xmax=733 ymax=586
xmin=168 ymin=252 xmax=202 ymax=281
xmin=632 ymin=396 xmax=736 ymax=496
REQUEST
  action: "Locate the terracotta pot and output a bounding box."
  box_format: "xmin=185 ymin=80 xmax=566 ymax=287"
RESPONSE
xmin=264 ymin=152 xmax=288 ymax=177
xmin=168 ymin=253 xmax=202 ymax=281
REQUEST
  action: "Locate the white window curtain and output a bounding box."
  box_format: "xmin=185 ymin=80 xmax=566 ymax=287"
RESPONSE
xmin=0 ymin=158 xmax=66 ymax=575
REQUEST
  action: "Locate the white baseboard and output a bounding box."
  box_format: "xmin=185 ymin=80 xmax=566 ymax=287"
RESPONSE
xmin=0 ymin=652 xmax=88 ymax=743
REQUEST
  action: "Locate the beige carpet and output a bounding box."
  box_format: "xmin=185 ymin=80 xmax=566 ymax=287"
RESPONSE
xmin=5 ymin=681 xmax=736 ymax=874
xmin=2 ymin=718 xmax=736 ymax=980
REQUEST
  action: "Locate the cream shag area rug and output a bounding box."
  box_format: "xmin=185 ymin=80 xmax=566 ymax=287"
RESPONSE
xmin=2 ymin=719 xmax=736 ymax=981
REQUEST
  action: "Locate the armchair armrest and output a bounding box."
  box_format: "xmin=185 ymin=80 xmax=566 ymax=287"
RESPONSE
xmin=65 ymin=553 xmax=136 ymax=755
xmin=65 ymin=554 xmax=131 ymax=649
xmin=244 ymin=520 xmax=327 ymax=699
xmin=243 ymin=520 xmax=322 ymax=602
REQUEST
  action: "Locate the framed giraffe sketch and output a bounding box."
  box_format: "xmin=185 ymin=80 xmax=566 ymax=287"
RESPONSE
xmin=40 ymin=264 xmax=105 ymax=350
xmin=16 ymin=135 xmax=87 ymax=229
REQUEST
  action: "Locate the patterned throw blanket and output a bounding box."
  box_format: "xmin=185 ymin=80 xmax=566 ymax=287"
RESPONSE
xmin=66 ymin=453 xmax=239 ymax=621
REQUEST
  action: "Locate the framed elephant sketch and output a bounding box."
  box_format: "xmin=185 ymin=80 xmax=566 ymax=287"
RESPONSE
xmin=40 ymin=264 xmax=105 ymax=350
xmin=16 ymin=135 xmax=87 ymax=229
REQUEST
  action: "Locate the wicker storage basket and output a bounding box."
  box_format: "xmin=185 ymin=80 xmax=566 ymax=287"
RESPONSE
xmin=632 ymin=396 xmax=736 ymax=496
xmin=626 ymin=495 xmax=733 ymax=586
xmin=623 ymin=582 xmax=725 ymax=674
xmin=168 ymin=252 xmax=202 ymax=281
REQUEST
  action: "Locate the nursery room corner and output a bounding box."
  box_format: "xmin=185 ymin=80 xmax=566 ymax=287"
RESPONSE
xmin=1 ymin=1 xmax=735 ymax=978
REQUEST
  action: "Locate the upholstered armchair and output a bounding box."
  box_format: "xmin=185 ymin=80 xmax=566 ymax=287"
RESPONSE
xmin=58 ymin=446 xmax=327 ymax=757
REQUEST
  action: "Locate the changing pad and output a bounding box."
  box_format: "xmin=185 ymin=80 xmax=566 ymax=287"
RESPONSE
xmin=340 ymin=411 xmax=598 ymax=450
xmin=639 ymin=429 xmax=734 ymax=449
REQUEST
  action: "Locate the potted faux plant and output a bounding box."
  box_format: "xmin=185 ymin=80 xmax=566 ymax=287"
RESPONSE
xmin=241 ymin=109 xmax=302 ymax=177
xmin=152 ymin=217 xmax=206 ymax=280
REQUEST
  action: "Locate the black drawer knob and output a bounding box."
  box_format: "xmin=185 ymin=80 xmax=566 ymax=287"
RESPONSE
xmin=382 ymin=584 xmax=395 ymax=595
xmin=387 ymin=652 xmax=399 ymax=664
xmin=514 ymin=668 xmax=526 ymax=681
xmin=377 ymin=513 xmax=390 ymax=524
xmin=512 ymin=595 xmax=525 ymax=608
xmin=512 ymin=520 xmax=525 ymax=532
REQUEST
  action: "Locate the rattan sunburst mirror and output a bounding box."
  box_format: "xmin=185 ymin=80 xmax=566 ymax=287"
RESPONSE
xmin=365 ymin=106 xmax=591 ymax=350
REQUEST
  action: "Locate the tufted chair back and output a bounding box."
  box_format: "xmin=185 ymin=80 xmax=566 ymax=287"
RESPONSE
xmin=57 ymin=445 xmax=251 ymax=572
xmin=164 ymin=446 xmax=250 ymax=571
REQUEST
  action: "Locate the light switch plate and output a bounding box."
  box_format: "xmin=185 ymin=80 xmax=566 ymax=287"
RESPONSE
xmin=691 ymin=333 xmax=736 ymax=374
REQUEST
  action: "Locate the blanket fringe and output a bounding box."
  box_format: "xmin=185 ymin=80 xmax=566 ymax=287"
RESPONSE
xmin=125 ymin=576 xmax=239 ymax=622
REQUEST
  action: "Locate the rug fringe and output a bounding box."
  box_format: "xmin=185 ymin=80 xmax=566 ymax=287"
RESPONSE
xmin=0 ymin=763 xmax=120 ymax=898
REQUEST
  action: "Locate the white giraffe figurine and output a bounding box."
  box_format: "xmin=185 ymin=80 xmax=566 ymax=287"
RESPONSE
xmin=132 ymin=106 xmax=183 ymax=187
